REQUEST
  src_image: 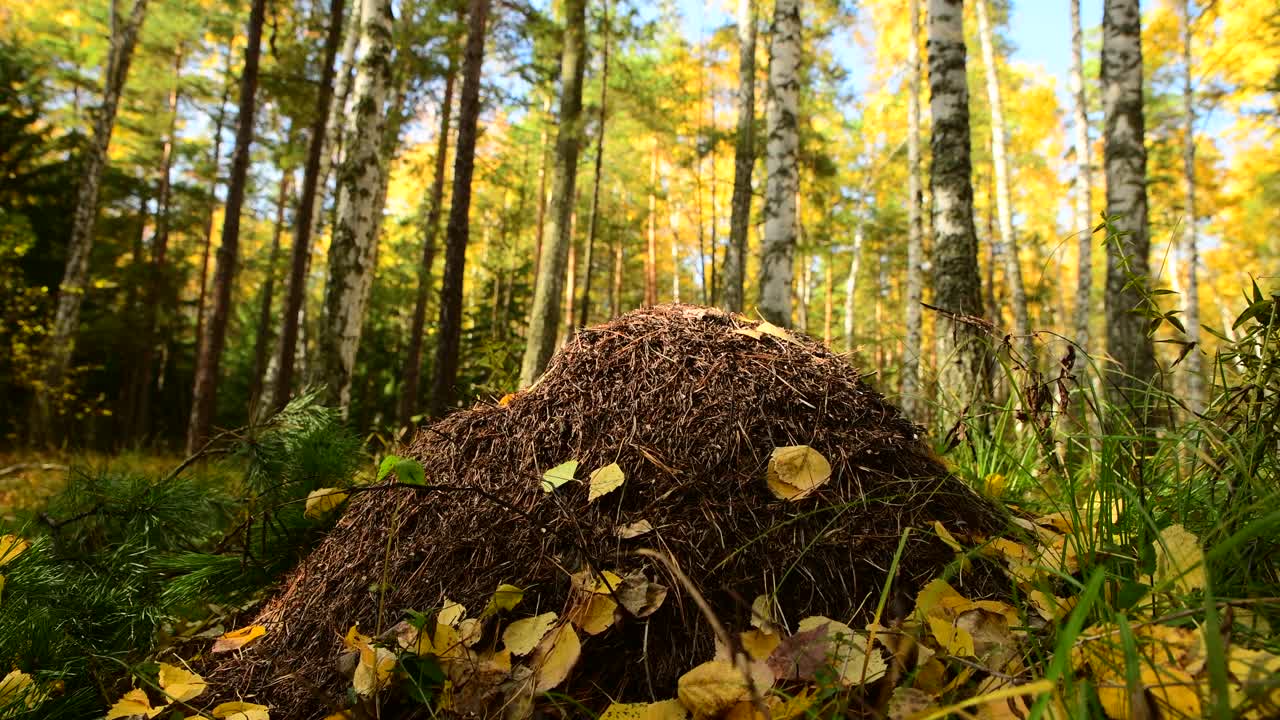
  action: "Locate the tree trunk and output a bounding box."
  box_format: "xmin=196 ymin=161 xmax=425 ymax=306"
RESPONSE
xmin=271 ymin=0 xmax=346 ymax=412
xmin=532 ymin=96 xmax=552 ymax=283
xmin=133 ymin=43 xmax=183 ymax=442
xmin=196 ymin=48 xmax=234 ymax=366
xmin=1102 ymin=0 xmax=1156 ymax=409
xmin=1069 ymin=0 xmax=1094 ymax=353
xmin=430 ymin=0 xmax=491 ymax=416
xmin=519 ymin=0 xmax=587 ymax=386
xmin=400 ymin=65 xmax=456 ymax=427
xmin=564 ymin=212 xmax=578 ymax=337
xmin=249 ymin=167 xmax=292 ymax=413
xmin=1181 ymin=0 xmax=1203 ymax=413
xmin=671 ymin=207 xmax=682 ymax=304
xmin=757 ymin=0 xmax=800 ymax=327
xmin=645 ymin=140 xmax=658 ymax=307
xmin=186 ymin=0 xmax=267 ymax=452
xmin=319 ymin=0 xmax=395 ymax=413
xmin=34 ymin=0 xmax=149 ymax=441
xmin=722 ymin=0 xmax=756 ymax=313
xmin=902 ymin=0 xmax=925 ymax=418
xmin=975 ymin=0 xmax=1031 ymax=362
xmin=578 ymin=0 xmax=609 ymax=329
xmin=843 ymin=225 xmax=863 ymax=353
xmin=928 ymin=0 xmax=990 ymax=421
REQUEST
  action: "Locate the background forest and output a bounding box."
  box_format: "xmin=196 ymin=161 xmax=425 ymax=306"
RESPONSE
xmin=2 ymin=0 xmax=1275 ymax=448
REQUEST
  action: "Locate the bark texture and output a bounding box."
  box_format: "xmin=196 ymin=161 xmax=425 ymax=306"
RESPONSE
xmin=902 ymin=0 xmax=924 ymax=418
xmin=1102 ymin=0 xmax=1157 ymax=407
xmin=579 ymin=0 xmax=609 ymax=328
xmin=722 ymin=0 xmax=756 ymax=313
xmin=974 ymin=0 xmax=1031 ymax=361
xmin=34 ymin=0 xmax=149 ymax=440
xmin=757 ymin=0 xmax=800 ymax=327
xmin=187 ymin=0 xmax=267 ymax=452
xmin=1069 ymin=0 xmax=1094 ymax=352
xmin=429 ymin=0 xmax=491 ymax=416
xmin=1181 ymin=0 xmax=1203 ymax=413
xmin=400 ymin=66 xmax=455 ymax=427
xmin=271 ymin=0 xmax=346 ymax=412
xmin=319 ymin=0 xmax=395 ymax=412
xmin=519 ymin=0 xmax=588 ymax=386
xmin=928 ymin=0 xmax=990 ymax=419
xmin=250 ymin=168 xmax=292 ymax=412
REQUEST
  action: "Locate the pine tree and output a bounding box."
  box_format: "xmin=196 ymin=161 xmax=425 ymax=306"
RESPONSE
xmin=722 ymin=0 xmax=756 ymax=313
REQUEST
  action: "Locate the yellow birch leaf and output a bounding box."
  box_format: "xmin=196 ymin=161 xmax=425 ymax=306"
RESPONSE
xmin=106 ymin=688 xmax=165 ymax=719
xmin=733 ymin=327 xmax=763 ymax=339
xmin=571 ymin=593 xmax=618 ymax=635
xmin=541 ymin=460 xmax=579 ymax=493
xmin=1227 ymin=647 xmax=1280 ymax=717
xmin=343 ymin=624 xmax=371 ymax=652
xmin=482 ymin=583 xmax=524 ymax=616
xmin=437 ymin=598 xmax=466 ymax=627
xmin=498 ymin=393 xmax=517 ymax=407
xmin=1154 ymin=524 xmax=1207 ymax=593
xmin=795 ymin=616 xmax=887 ymax=686
xmin=588 ymin=463 xmax=626 ymax=502
xmin=888 ymin=687 xmax=936 ymax=720
xmin=534 ymin=623 xmax=581 ymax=692
xmin=740 ymin=629 xmax=780 ymax=661
xmin=932 ymin=521 xmax=963 ymax=552
xmin=1034 ymin=512 xmax=1075 ymax=534
xmin=0 ymin=669 xmax=40 ymax=711
xmin=158 ymin=662 xmax=207 ymax=702
xmin=212 ymin=624 xmax=267 ymax=653
xmin=766 ymin=446 xmax=832 ymax=501
xmin=677 ymin=660 xmax=749 ymax=719
xmin=352 ymin=645 xmax=397 ymax=696
xmin=599 ymin=699 xmax=690 ymax=719
xmin=616 ymin=519 xmax=654 ymax=538
xmin=926 ymin=615 xmax=975 ymax=658
xmin=503 ymin=612 xmax=558 ymax=656
xmin=756 ymin=321 xmax=799 ymax=343
xmin=1027 ymin=591 xmax=1076 ymax=621
xmin=211 ymin=701 xmax=271 ymax=720
xmin=304 ymin=488 xmax=348 ymax=520
xmin=457 ymin=617 xmax=483 ymax=646
xmin=0 ymin=535 xmax=29 ymax=566
xmin=431 ymin=622 xmax=467 ymax=659
xmin=750 ymin=595 xmax=776 ymax=630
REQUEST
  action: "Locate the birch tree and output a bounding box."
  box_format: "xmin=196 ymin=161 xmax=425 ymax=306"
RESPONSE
xmin=1069 ymin=0 xmax=1094 ymax=352
xmin=722 ymin=0 xmax=756 ymax=313
xmin=33 ymin=0 xmax=149 ymax=440
xmin=271 ymin=0 xmax=347 ymax=412
xmin=1101 ymin=0 xmax=1156 ymax=407
xmin=187 ymin=0 xmax=268 ymax=452
xmin=974 ymin=0 xmax=1031 ymax=362
xmin=519 ymin=0 xmax=587 ymax=386
xmin=757 ymin=0 xmax=800 ymax=327
xmin=928 ymin=0 xmax=989 ymax=417
xmin=1181 ymin=0 xmax=1204 ymax=413
xmin=319 ymin=0 xmax=395 ymax=412
xmin=901 ymin=0 xmax=924 ymax=418
xmin=578 ymin=0 xmax=610 ymax=329
xmin=429 ymin=0 xmax=491 ymax=416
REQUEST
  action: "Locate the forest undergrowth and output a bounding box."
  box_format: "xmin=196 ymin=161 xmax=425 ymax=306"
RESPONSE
xmin=0 ymin=290 xmax=1276 ymax=720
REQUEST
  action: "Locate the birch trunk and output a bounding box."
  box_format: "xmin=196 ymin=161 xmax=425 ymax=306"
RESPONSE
xmin=757 ymin=0 xmax=800 ymax=327
xmin=319 ymin=0 xmax=394 ymax=413
xmin=1070 ymin=0 xmax=1094 ymax=352
xmin=843 ymin=225 xmax=863 ymax=353
xmin=430 ymin=0 xmax=491 ymax=416
xmin=928 ymin=0 xmax=990 ymax=420
xmin=519 ymin=0 xmax=587 ymax=386
xmin=578 ymin=0 xmax=609 ymax=328
xmin=1102 ymin=0 xmax=1157 ymax=407
xmin=975 ymin=0 xmax=1031 ymax=362
xmin=901 ymin=0 xmax=925 ymax=418
xmin=35 ymin=0 xmax=149 ymax=440
xmin=645 ymin=142 xmax=658 ymax=306
xmin=186 ymin=0 xmax=266 ymax=452
xmin=271 ymin=0 xmax=346 ymax=412
xmin=723 ymin=0 xmax=756 ymax=313
xmin=400 ymin=66 xmax=455 ymax=427
xmin=1181 ymin=0 xmax=1203 ymax=413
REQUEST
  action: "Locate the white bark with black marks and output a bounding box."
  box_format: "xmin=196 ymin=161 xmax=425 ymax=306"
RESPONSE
xmin=1069 ymin=0 xmax=1094 ymax=353
xmin=757 ymin=0 xmax=800 ymax=327
xmin=902 ymin=0 xmax=924 ymax=418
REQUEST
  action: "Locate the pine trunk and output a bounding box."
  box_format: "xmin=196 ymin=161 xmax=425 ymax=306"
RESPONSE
xmin=928 ymin=0 xmax=990 ymax=420
xmin=400 ymin=66 xmax=456 ymax=427
xmin=34 ymin=0 xmax=149 ymax=441
xmin=722 ymin=0 xmax=756 ymax=313
xmin=1181 ymin=0 xmax=1203 ymax=413
xmin=757 ymin=0 xmax=800 ymax=327
xmin=186 ymin=0 xmax=267 ymax=452
xmin=1070 ymin=0 xmax=1094 ymax=352
xmin=578 ymin=0 xmax=610 ymax=328
xmin=519 ymin=0 xmax=587 ymax=386
xmin=430 ymin=0 xmax=491 ymax=416
xmin=196 ymin=49 xmax=234 ymax=365
xmin=249 ymin=168 xmax=292 ymax=412
xmin=1102 ymin=0 xmax=1156 ymax=408
xmin=902 ymin=0 xmax=925 ymax=418
xmin=975 ymin=0 xmax=1031 ymax=362
xmin=319 ymin=0 xmax=394 ymax=413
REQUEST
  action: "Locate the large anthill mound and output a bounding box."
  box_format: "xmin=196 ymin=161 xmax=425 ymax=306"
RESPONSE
xmin=214 ymin=305 xmax=1005 ymax=717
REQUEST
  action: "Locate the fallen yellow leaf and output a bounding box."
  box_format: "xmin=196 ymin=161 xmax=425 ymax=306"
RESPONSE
xmin=1153 ymin=524 xmax=1206 ymax=593
xmin=616 ymin=519 xmax=654 ymax=538
xmin=0 ymin=535 xmax=29 ymax=566
xmin=541 ymin=460 xmax=579 ymax=493
xmin=0 ymin=670 xmax=41 ymax=712
xmin=766 ymin=446 xmax=832 ymax=501
xmin=353 ymin=644 xmax=397 ymax=696
xmin=504 ymin=612 xmax=558 ymax=656
xmin=437 ymin=598 xmax=466 ymax=627
xmin=588 ymin=463 xmax=626 ymax=502
xmin=794 ymin=616 xmax=888 ymax=686
xmin=211 ymin=701 xmax=272 ymax=720
xmin=926 ymin=615 xmax=976 ymax=657
xmin=482 ymin=583 xmax=524 ymax=616
xmin=570 ymin=593 xmax=618 ymax=635
xmin=343 ymin=624 xmax=371 ymax=652
xmin=534 ymin=623 xmax=581 ymax=692
xmin=212 ymin=624 xmax=267 ymax=653
xmin=678 ymin=660 xmax=749 ymax=718
xmin=106 ymin=688 xmax=164 ymax=719
xmin=304 ymin=488 xmax=348 ymax=520
xmin=158 ymin=662 xmax=207 ymax=703
xmin=599 ymin=699 xmax=690 ymax=719
xmin=740 ymin=629 xmax=780 ymax=661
